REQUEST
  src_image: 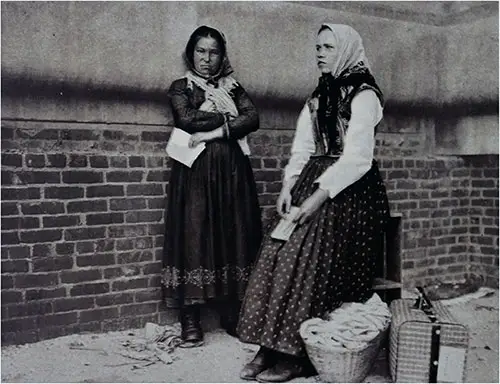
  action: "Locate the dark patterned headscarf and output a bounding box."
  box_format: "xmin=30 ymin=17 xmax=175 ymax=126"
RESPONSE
xmin=312 ymin=24 xmax=383 ymax=152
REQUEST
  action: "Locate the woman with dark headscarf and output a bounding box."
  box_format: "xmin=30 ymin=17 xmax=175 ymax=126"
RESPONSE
xmin=162 ymin=26 xmax=262 ymax=345
xmin=237 ymin=24 xmax=390 ymax=382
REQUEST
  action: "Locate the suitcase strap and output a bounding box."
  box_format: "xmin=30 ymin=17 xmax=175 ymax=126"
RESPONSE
xmin=414 ymin=287 xmax=441 ymax=383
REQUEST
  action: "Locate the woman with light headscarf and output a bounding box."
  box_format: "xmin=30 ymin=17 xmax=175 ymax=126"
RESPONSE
xmin=162 ymin=26 xmax=262 ymax=345
xmin=237 ymin=24 xmax=390 ymax=382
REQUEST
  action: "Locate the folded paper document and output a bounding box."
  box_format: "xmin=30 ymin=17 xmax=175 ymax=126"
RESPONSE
xmin=165 ymin=128 xmax=205 ymax=168
xmin=271 ymin=206 xmax=301 ymax=241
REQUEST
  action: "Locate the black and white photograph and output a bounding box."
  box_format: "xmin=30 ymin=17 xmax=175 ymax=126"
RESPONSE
xmin=1 ymin=1 xmax=498 ymax=383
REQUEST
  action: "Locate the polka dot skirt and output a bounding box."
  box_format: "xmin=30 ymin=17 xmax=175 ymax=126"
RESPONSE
xmin=237 ymin=156 xmax=390 ymax=357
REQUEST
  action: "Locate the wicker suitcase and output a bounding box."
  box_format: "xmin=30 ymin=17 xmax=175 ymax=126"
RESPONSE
xmin=389 ymin=288 xmax=469 ymax=383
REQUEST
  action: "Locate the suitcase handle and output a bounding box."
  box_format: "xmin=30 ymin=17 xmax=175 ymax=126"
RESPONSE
xmin=413 ymin=286 xmax=438 ymax=323
xmin=414 ymin=287 xmax=441 ymax=382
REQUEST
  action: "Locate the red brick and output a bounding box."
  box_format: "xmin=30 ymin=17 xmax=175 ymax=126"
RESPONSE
xmin=254 ymin=170 xmax=281 ymax=182
xmin=95 ymin=239 xmax=115 ymax=252
xmin=26 ymin=287 xmax=66 ymax=301
xmin=68 ymin=154 xmax=88 ymax=167
xmin=147 ymin=197 xmax=166 ymax=210
xmin=110 ymin=198 xmax=147 ymax=211
xmin=47 ymin=154 xmax=67 ymax=168
xmin=65 ymin=227 xmax=106 ymax=241
xmin=25 ymin=154 xmax=46 ymax=167
xmin=103 ymin=265 xmax=140 ymax=279
xmin=87 ymin=185 xmax=124 ymax=198
xmin=2 ymin=153 xmax=22 ymax=167
xmin=129 ymin=156 xmax=146 ymax=167
xmin=95 ymin=292 xmax=135 ymax=307
xmin=1 ymin=202 xmax=19 ymax=217
xmin=76 ymin=253 xmax=115 ymax=267
xmin=45 ymin=186 xmax=84 ymax=199
xmin=80 ymin=308 xmax=119 ymax=323
xmin=135 ymin=289 xmax=162 ymax=303
xmin=2 ymin=244 xmax=31 ymax=259
xmin=126 ymin=184 xmax=164 ymax=196
xmin=2 ymin=259 xmax=29 ymax=273
xmin=76 ymin=241 xmax=95 ymax=254
xmin=149 ymin=275 xmax=162 ymax=287
xmin=1 ymin=231 xmax=20 ymax=245
xmin=15 ymin=171 xmax=61 ymax=184
xmin=108 ymin=170 xmax=144 ymax=183
xmin=472 ymin=179 xmax=495 ymax=188
xmin=2 ymin=187 xmax=41 ymax=200
xmin=55 ymin=243 xmax=75 ymax=255
xmin=109 ymin=156 xmax=127 ymax=168
xmin=70 ymin=282 xmax=110 ymax=297
xmin=89 ymin=155 xmax=109 ymax=168
xmin=60 ymin=269 xmax=102 ymax=283
xmin=6 ymin=301 xmax=53 ymax=318
xmin=146 ymin=156 xmax=164 ymax=168
xmin=125 ymin=211 xmax=163 ymax=223
xmin=120 ymin=303 xmax=158 ymax=317
xmin=1 ymin=290 xmax=23 ymax=304
xmin=116 ymin=251 xmax=153 ymax=264
xmin=2 ymin=317 xmax=38 ymax=333
xmin=14 ymin=273 xmax=58 ymax=288
xmin=147 ymin=223 xmax=164 ymax=236
xmin=21 ymin=201 xmax=65 ymax=215
xmin=37 ymin=312 xmax=78 ymax=328
xmin=135 ymin=237 xmax=153 ymax=249
xmin=86 ymin=213 xmax=124 ymax=225
xmin=20 ymin=229 xmax=62 ymax=243
xmin=67 ymin=200 xmax=108 ymax=213
xmin=142 ymin=262 xmax=162 ymax=276
xmin=111 ymin=278 xmax=149 ymax=292
xmin=62 ymin=171 xmax=103 ymax=184
xmin=43 ymin=215 xmax=81 ymax=228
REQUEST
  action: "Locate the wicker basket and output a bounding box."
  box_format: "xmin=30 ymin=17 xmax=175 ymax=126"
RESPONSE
xmin=300 ymin=319 xmax=389 ymax=383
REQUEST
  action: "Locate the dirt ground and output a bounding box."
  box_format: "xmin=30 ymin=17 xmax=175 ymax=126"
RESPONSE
xmin=1 ymin=289 xmax=498 ymax=383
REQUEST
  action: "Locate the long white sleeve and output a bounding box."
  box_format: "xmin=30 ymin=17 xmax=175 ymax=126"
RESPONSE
xmin=315 ymin=90 xmax=383 ymax=199
xmin=283 ymin=103 xmax=316 ymax=184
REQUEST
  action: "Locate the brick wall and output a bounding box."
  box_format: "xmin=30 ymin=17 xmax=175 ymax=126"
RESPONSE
xmin=1 ymin=120 xmax=498 ymax=345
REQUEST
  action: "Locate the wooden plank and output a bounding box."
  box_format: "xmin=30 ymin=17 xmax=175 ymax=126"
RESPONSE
xmin=373 ymin=277 xmax=403 ymax=290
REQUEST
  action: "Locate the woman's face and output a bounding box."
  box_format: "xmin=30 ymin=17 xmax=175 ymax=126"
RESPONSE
xmin=193 ymin=36 xmax=222 ymax=77
xmin=316 ymin=29 xmax=337 ymax=74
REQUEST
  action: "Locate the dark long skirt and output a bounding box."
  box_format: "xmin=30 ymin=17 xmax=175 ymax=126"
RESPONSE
xmin=237 ymin=156 xmax=390 ymax=356
xmin=161 ymin=140 xmax=263 ymax=308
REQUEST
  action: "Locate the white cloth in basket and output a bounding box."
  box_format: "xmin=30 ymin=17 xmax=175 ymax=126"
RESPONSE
xmin=300 ymin=293 xmax=391 ymax=350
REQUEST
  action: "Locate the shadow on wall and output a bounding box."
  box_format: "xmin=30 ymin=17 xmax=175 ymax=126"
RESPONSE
xmin=2 ymin=71 xmax=498 ymax=121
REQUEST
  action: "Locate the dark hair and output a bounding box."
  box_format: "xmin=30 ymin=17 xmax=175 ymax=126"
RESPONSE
xmin=318 ymin=25 xmax=332 ymax=34
xmin=185 ymin=26 xmax=226 ymax=66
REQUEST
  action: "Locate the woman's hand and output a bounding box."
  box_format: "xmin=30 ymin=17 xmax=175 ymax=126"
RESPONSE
xmin=293 ymin=188 xmax=329 ymax=225
xmin=276 ymin=176 xmax=299 ymax=217
xmin=277 ymin=187 xmax=292 ymax=218
xmin=188 ymin=132 xmax=212 ymax=148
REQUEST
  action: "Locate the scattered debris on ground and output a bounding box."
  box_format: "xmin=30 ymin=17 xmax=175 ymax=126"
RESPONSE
xmin=1 ymin=290 xmax=498 ymax=383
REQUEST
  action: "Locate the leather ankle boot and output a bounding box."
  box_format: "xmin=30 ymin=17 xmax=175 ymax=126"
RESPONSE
xmin=180 ymin=305 xmax=203 ymax=343
xmin=240 ymin=347 xmax=277 ymax=380
xmin=220 ymin=301 xmax=241 ymax=337
xmin=256 ymin=354 xmax=316 ymax=383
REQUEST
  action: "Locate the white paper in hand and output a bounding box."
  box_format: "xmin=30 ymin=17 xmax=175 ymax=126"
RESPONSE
xmin=271 ymin=206 xmax=300 ymax=241
xmin=165 ymin=128 xmax=206 ymax=168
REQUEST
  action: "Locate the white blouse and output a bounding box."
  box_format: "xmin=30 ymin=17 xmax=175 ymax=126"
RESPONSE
xmin=283 ymin=90 xmax=383 ymax=199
